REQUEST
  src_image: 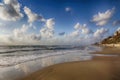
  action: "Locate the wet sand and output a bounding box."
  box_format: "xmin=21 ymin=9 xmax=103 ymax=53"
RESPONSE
xmin=93 ymin=46 xmax=120 ymax=54
xmin=21 ymin=47 xmax=120 ymax=80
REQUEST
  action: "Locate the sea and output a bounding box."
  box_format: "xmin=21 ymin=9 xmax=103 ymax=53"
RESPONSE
xmin=0 ymin=45 xmax=113 ymax=80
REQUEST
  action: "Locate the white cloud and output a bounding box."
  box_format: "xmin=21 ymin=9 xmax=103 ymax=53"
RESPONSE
xmin=94 ymin=28 xmax=109 ymax=39
xmin=0 ymin=35 xmax=11 ymax=45
xmin=24 ymin=6 xmax=45 ymax=23
xmin=66 ymin=23 xmax=109 ymax=45
xmin=81 ymin=24 xmax=93 ymax=35
xmin=46 ymin=18 xmax=55 ymax=29
xmin=13 ymin=24 xmax=29 ymax=38
xmin=82 ymin=27 xmax=92 ymax=35
xmin=92 ymin=8 xmax=115 ymax=26
xmin=70 ymin=30 xmax=80 ymax=37
xmin=70 ymin=23 xmax=81 ymax=37
xmin=70 ymin=23 xmax=92 ymax=37
xmin=28 ymin=33 xmax=41 ymax=41
xmin=40 ymin=27 xmax=54 ymax=38
xmin=0 ymin=0 xmax=23 ymax=21
xmin=0 ymin=18 xmax=55 ymax=45
xmin=74 ymin=23 xmax=81 ymax=30
xmin=0 ymin=27 xmax=109 ymax=45
xmin=40 ymin=18 xmax=55 ymax=38
xmin=11 ymin=24 xmax=41 ymax=44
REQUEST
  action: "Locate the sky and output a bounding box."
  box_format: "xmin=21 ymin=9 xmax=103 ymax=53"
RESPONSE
xmin=0 ymin=0 xmax=120 ymax=45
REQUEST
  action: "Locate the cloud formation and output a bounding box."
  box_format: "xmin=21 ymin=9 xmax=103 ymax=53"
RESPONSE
xmin=0 ymin=0 xmax=23 ymax=21
xmin=92 ymin=8 xmax=114 ymax=26
xmin=11 ymin=24 xmax=41 ymax=44
xmin=81 ymin=24 xmax=93 ymax=35
xmin=24 ymin=6 xmax=45 ymax=23
xmin=74 ymin=23 xmax=81 ymax=30
xmin=0 ymin=0 xmax=112 ymax=45
xmin=0 ymin=22 xmax=109 ymax=45
xmin=70 ymin=23 xmax=92 ymax=37
xmin=13 ymin=24 xmax=29 ymax=38
xmin=94 ymin=28 xmax=109 ymax=40
xmin=40 ymin=18 xmax=55 ymax=38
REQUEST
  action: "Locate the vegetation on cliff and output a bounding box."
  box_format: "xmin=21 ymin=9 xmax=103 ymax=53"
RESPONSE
xmin=101 ymin=30 xmax=120 ymax=44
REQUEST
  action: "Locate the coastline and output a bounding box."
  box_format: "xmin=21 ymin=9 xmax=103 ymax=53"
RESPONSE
xmin=20 ymin=47 xmax=120 ymax=80
xmin=99 ymin=44 xmax=120 ymax=47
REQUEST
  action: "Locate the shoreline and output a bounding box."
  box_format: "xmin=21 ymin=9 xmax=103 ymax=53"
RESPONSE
xmin=21 ymin=57 xmax=120 ymax=80
xmin=92 ymin=46 xmax=120 ymax=54
xmin=20 ymin=47 xmax=120 ymax=80
xmin=98 ymin=44 xmax=120 ymax=48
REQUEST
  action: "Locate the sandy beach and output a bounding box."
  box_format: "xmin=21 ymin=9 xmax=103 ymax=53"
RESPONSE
xmin=20 ymin=47 xmax=120 ymax=80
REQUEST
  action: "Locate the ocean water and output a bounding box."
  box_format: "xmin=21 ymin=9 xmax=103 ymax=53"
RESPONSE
xmin=0 ymin=45 xmax=111 ymax=80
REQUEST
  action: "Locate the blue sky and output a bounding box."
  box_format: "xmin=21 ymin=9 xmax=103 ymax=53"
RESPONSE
xmin=0 ymin=0 xmax=120 ymax=45
xmin=21 ymin=0 xmax=119 ymax=32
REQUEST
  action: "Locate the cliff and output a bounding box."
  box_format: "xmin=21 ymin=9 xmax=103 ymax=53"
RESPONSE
xmin=101 ymin=30 xmax=120 ymax=44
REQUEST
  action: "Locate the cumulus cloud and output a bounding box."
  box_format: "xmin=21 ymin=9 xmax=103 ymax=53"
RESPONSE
xmin=65 ymin=23 xmax=109 ymax=45
xmin=92 ymin=8 xmax=115 ymax=26
xmin=82 ymin=27 xmax=93 ymax=34
xmin=40 ymin=28 xmax=54 ymax=39
xmin=13 ymin=24 xmax=29 ymax=38
xmin=94 ymin=28 xmax=109 ymax=39
xmin=70 ymin=23 xmax=92 ymax=37
xmin=74 ymin=23 xmax=81 ymax=30
xmin=24 ymin=6 xmax=45 ymax=23
xmin=3 ymin=18 xmax=55 ymax=45
xmin=70 ymin=23 xmax=81 ymax=37
xmin=40 ymin=28 xmax=54 ymax=38
xmin=0 ymin=35 xmax=11 ymax=45
xmin=11 ymin=24 xmax=41 ymax=44
xmin=70 ymin=30 xmax=80 ymax=37
xmin=28 ymin=33 xmax=41 ymax=41
xmin=40 ymin=18 xmax=55 ymax=38
xmin=0 ymin=27 xmax=109 ymax=45
xmin=0 ymin=0 xmax=23 ymax=21
xmin=46 ymin=18 xmax=55 ymax=29
xmin=0 ymin=17 xmax=55 ymax=45
xmin=81 ymin=24 xmax=93 ymax=34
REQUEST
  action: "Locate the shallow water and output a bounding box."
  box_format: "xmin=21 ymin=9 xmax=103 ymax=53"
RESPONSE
xmin=0 ymin=45 xmax=117 ymax=80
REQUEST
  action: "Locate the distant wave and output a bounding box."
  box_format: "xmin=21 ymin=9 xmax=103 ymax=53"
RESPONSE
xmin=0 ymin=45 xmax=76 ymax=54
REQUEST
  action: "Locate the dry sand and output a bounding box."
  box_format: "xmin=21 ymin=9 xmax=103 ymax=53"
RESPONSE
xmin=20 ymin=47 xmax=120 ymax=80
